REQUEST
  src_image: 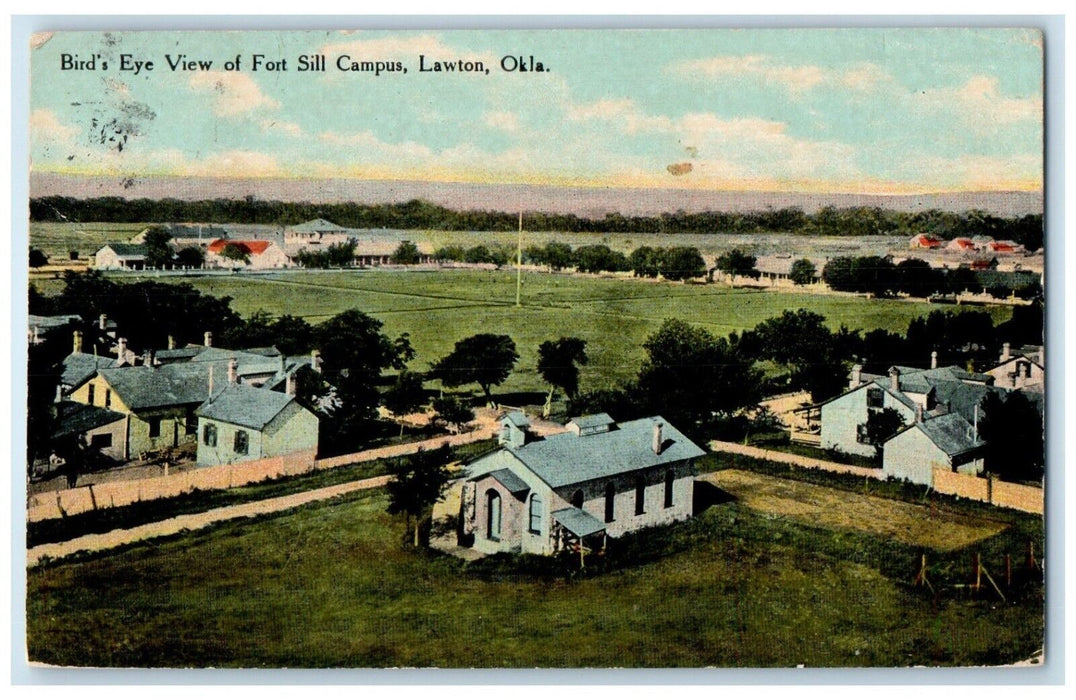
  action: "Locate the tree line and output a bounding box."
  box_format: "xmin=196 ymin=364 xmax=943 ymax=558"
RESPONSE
xmin=31 ymin=196 xmax=1043 ymax=250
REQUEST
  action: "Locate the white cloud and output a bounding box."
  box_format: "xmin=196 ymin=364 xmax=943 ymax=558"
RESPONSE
xmin=188 ymin=72 xmax=280 ymax=117
xmin=916 ymin=75 xmax=1041 ymax=127
xmin=317 ymin=130 xmax=433 ymax=161
xmin=30 ymin=109 xmax=79 ymax=143
xmin=259 ymin=119 xmax=303 ymax=137
xmin=669 ymin=55 xmax=826 ymax=94
xmin=565 ymin=98 xmax=673 ymax=134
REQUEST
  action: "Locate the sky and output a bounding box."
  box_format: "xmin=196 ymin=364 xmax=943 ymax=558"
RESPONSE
xmin=28 ymin=28 xmax=1044 ymax=194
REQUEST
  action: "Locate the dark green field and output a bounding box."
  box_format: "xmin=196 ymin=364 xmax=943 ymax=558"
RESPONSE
xmin=49 ymin=269 xmax=1010 ymax=393
xmin=26 ymin=472 xmax=1043 ymax=668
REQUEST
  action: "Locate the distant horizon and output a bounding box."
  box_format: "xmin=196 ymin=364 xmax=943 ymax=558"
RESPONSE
xmin=30 ymin=173 xmax=1044 ymax=219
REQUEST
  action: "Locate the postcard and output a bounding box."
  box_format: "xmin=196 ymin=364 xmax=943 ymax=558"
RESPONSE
xmin=23 ymin=27 xmax=1045 ymax=670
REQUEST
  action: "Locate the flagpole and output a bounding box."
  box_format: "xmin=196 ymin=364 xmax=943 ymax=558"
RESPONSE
xmin=516 ymin=210 xmax=523 ymax=307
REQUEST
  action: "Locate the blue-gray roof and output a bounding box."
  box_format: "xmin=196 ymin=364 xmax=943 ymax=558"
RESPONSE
xmin=552 ymin=507 xmax=606 ymax=537
xmin=568 ymin=413 xmax=615 ymax=430
xmin=502 ymin=411 xmax=530 ymax=427
xmin=62 ymin=353 xmax=118 ymax=388
xmin=485 ymin=468 xmax=531 ymax=497
xmin=907 ymin=413 xmax=985 ymax=457
xmin=290 ymin=218 xmax=347 ymax=233
xmin=99 ymin=363 xmax=219 ymax=410
xmin=52 ymin=402 xmax=125 ymax=439
xmin=29 ymin=314 xmax=81 ymax=331
xmin=506 ymin=416 xmax=705 ymax=489
xmin=196 ymin=383 xmax=297 ymax=431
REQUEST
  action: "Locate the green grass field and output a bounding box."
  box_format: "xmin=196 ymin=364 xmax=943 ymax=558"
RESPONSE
xmin=26 ymin=476 xmax=1043 ymax=668
xmin=68 ymin=269 xmax=1010 ymax=394
xmin=30 ymin=222 xmax=148 ymax=258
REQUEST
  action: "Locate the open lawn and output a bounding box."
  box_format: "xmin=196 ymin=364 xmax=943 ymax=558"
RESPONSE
xmin=51 ymin=268 xmax=1012 ymax=394
xmin=30 ymin=222 xmax=148 ymax=258
xmin=26 ymin=480 xmax=1043 ymax=668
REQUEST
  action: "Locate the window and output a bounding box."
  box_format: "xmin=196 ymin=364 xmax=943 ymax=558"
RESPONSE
xmin=866 ymin=387 xmax=883 ymax=409
xmin=664 ymin=470 xmax=675 ymax=508
xmin=604 ymin=483 xmax=615 ymax=523
xmin=856 ymin=423 xmax=871 ymax=444
xmin=87 ymin=384 xmax=95 ymax=406
xmin=234 ymin=430 xmax=249 ymax=455
xmin=148 ymin=417 xmax=162 ymax=439
xmin=486 ymin=490 xmax=502 ymax=541
xmin=570 ymin=489 xmax=584 ymax=509
xmin=203 ymin=423 xmax=217 ymax=447
xmin=90 ymin=433 xmax=112 ymax=449
xmin=635 ymin=477 xmax=646 ymax=515
xmin=104 ymin=389 xmax=112 ymax=409
xmin=529 ymin=494 xmax=543 ymax=533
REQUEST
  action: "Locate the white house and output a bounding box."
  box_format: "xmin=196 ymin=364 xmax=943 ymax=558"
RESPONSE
xmin=985 ymin=343 xmax=1044 ymax=392
xmin=882 ymin=412 xmax=985 ymax=486
xmin=206 ymin=239 xmax=291 ymax=269
xmin=195 ymin=382 xmax=318 ymax=467
xmin=458 ymin=412 xmax=706 ymax=557
xmin=94 ymin=243 xmax=147 ymax=270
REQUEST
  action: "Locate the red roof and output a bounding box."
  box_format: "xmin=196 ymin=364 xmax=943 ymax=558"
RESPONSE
xmin=989 ymin=242 xmax=1017 ymax=253
xmin=207 ymin=239 xmax=272 ymax=255
xmin=911 ymin=234 xmax=942 ymax=248
xmin=948 ymin=238 xmax=976 ymax=250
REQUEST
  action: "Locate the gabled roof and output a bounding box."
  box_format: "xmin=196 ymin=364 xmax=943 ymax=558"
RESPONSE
xmin=99 ymin=363 xmax=219 ymax=410
xmin=893 ymin=413 xmax=985 ymax=458
xmin=568 ymin=413 xmax=614 ymax=430
xmin=52 ymin=402 xmax=126 ymax=439
xmin=288 ymin=219 xmax=348 ymax=233
xmin=207 ymin=239 xmax=273 ymax=255
xmin=62 ymin=353 xmax=118 ymax=388
xmin=196 ymin=383 xmax=297 ymax=431
xmin=99 ymin=243 xmax=146 ymax=258
xmin=485 ymin=468 xmax=531 ymax=497
xmin=504 ymin=416 xmax=705 ymax=489
xmin=29 ymin=314 xmax=81 ymax=330
xmin=502 ymin=411 xmax=530 ymax=428
xmin=552 ymin=507 xmax=606 ymax=538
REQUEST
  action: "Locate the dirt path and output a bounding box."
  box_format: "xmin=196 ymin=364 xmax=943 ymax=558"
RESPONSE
xmin=703 ymin=469 xmax=1008 ymax=551
xmin=27 ymin=474 xmax=391 ymax=568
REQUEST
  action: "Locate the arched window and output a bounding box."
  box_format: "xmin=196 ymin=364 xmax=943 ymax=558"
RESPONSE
xmin=571 ymin=490 xmax=584 ymax=508
xmin=664 ymin=470 xmax=675 ymax=508
xmin=486 ymin=490 xmax=502 ymax=541
xmin=529 ymin=494 xmax=543 ymax=533
xmin=635 ymin=477 xmax=646 ymax=515
xmin=604 ymin=483 xmax=616 ymax=523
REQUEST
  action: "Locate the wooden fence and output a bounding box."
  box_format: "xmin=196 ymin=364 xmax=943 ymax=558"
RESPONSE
xmin=27 ymin=426 xmax=497 ymax=523
xmin=932 ymin=467 xmax=1044 ymax=515
xmin=708 ymin=440 xmax=885 ymax=480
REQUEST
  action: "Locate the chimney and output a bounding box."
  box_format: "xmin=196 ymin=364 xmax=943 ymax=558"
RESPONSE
xmin=849 ymin=364 xmax=862 ymax=390
xmin=204 ymin=331 xmax=213 ymax=347
xmin=285 ymin=373 xmax=297 ymax=396
xmin=889 ymin=367 xmax=900 ymax=393
xmin=72 ymin=330 xmax=83 ymax=354
xmin=1001 ymin=342 xmax=1011 ymax=362
xmin=99 ymin=313 xmax=107 ymax=331
xmin=652 ymin=421 xmax=664 ymax=455
xmin=914 ymin=404 xmax=923 ymax=423
xmin=208 ymin=365 xmax=214 ymax=398
xmin=311 ymin=350 xmax=322 ymax=374
xmin=117 ymin=337 xmax=128 ymax=363
xmin=31 ymin=326 xmax=41 ymax=344
xmin=931 ymin=351 xmax=938 ymax=369
xmin=227 ymin=358 xmax=238 ymax=385
xmin=167 ymin=335 xmax=176 ymax=350
xmin=55 ymin=384 xmax=63 ymax=403
xmin=143 ymin=350 xmax=154 ymax=367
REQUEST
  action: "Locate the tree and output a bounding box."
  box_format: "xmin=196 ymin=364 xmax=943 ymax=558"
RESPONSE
xmin=433 ymin=245 xmax=466 ymax=262
xmin=174 ymin=246 xmax=205 ymax=268
xmin=660 ymin=247 xmax=706 ymax=281
xmin=637 ymin=318 xmax=762 ymax=428
xmin=143 ymin=226 xmax=174 ymax=268
xmin=894 ymin=258 xmax=945 ymax=298
xmin=714 ymin=249 xmax=758 ymax=280
xmin=391 ymin=240 xmax=421 ymax=265
xmin=977 ymin=392 xmax=1044 ymax=483
xmin=464 ymin=245 xmax=493 ymax=264
xmin=789 ymin=259 xmax=817 ymax=285
xmin=574 ymin=245 xmax=629 ymax=273
xmin=29 ymin=248 xmax=49 ymax=268
xmin=859 ymin=407 xmax=906 ymax=460
xmin=432 ymin=395 xmax=475 ymax=433
xmin=748 ymin=309 xmax=849 ymax=401
xmin=219 ymin=243 xmax=251 ymax=265
xmin=540 ymin=241 xmax=574 ymax=271
xmin=537 ymin=337 xmax=588 ymax=408
xmin=382 ymin=371 xmax=427 ymax=436
xmin=430 ymin=334 xmax=518 ymax=404
xmin=629 ymin=246 xmax=662 ymax=278
xmin=386 ymin=445 xmax=454 ymax=547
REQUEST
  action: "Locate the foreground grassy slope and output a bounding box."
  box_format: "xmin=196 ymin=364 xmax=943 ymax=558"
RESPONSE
xmin=26 ymin=482 xmax=1042 ymax=668
xmin=73 ymin=269 xmax=1011 ymax=393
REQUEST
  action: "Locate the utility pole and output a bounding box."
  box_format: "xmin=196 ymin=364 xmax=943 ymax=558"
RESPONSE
xmin=516 ymin=210 xmax=523 ymax=307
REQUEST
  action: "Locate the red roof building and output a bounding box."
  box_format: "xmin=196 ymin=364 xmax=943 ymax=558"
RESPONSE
xmin=909 ymin=233 xmax=943 ymax=249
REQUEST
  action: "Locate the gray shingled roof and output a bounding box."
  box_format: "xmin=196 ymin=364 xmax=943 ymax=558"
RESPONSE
xmin=552 ymin=507 xmax=606 ymax=537
xmin=29 ymin=314 xmax=81 ymax=331
xmin=909 ymin=413 xmax=985 ymax=457
xmin=506 ymin=416 xmax=705 ymax=489
xmin=502 ymin=411 xmax=530 ymax=427
xmin=99 ymin=363 xmax=219 ymax=410
xmin=52 ymin=402 xmax=125 ymax=438
xmin=485 ymin=468 xmax=531 ymax=497
xmin=62 ymin=353 xmax=118 ymax=388
xmin=290 ymin=218 xmax=347 ymax=233
xmin=196 ymin=383 xmax=296 ymax=431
